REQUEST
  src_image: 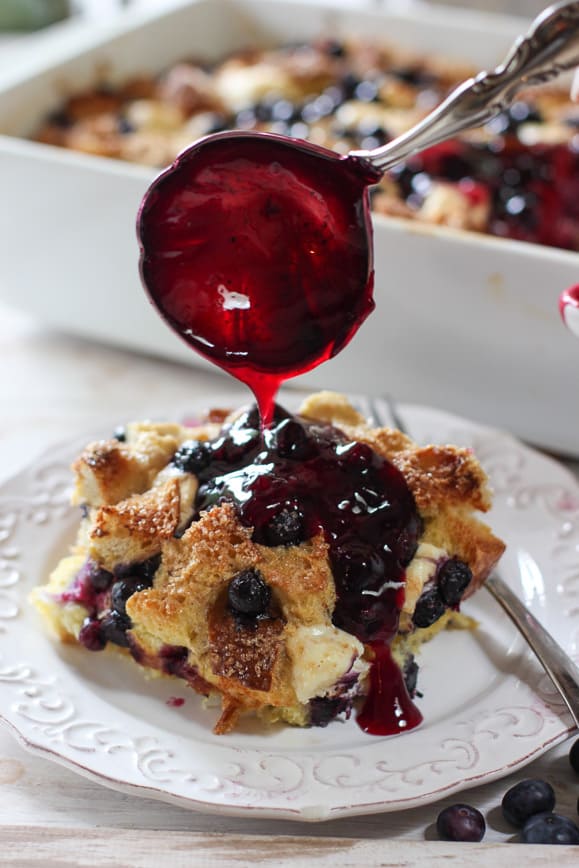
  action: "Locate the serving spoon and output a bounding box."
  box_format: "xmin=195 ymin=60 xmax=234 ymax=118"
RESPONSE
xmin=350 ymin=0 xmax=579 ymax=171
xmin=139 ymin=0 xmax=579 ymax=420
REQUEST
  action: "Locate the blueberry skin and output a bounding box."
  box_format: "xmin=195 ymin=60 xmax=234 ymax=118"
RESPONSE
xmin=78 ymin=618 xmax=106 ymax=652
xmin=521 ymin=812 xmax=579 ymax=845
xmin=438 ymin=558 xmax=472 ymax=606
xmin=227 ymin=569 xmax=271 ymax=617
xmin=111 ymin=577 xmax=148 ymax=617
xmin=436 ymin=804 xmax=486 ymax=842
xmin=412 ymin=587 xmax=446 ymax=629
xmin=86 ymin=561 xmax=114 ymax=592
xmin=263 ymin=507 xmax=306 ymax=547
xmin=569 ymin=738 xmax=579 ymax=775
xmin=171 ymin=440 xmax=212 ymax=475
xmin=502 ymin=779 xmax=556 ymax=827
xmin=100 ymin=611 xmax=132 ymax=647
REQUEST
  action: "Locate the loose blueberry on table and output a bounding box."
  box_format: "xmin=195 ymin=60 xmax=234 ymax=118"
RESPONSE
xmin=521 ymin=812 xmax=579 ymax=845
xmin=436 ymin=804 xmax=486 ymax=842
xmin=502 ymin=779 xmax=556 ymax=827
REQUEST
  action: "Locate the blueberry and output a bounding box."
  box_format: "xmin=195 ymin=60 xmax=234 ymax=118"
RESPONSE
xmin=438 ymin=558 xmax=472 ymax=606
xmin=309 ymin=696 xmax=351 ymax=726
xmin=521 ymin=812 xmax=579 ymax=845
xmin=436 ymin=804 xmax=485 ymax=842
xmin=113 ymin=426 xmax=126 ymax=442
xmin=223 ymin=426 xmax=260 ymax=460
xmin=78 ymin=618 xmax=106 ymax=652
xmin=338 ymin=441 xmax=374 ymax=469
xmin=254 ymin=101 xmax=273 ymax=122
xmin=115 ymin=554 xmax=160 ymax=584
xmin=134 ymin=554 xmax=161 ymax=583
xmin=264 ymin=507 xmax=306 ymax=547
xmin=332 ymin=541 xmax=384 ymax=593
xmin=171 ymin=440 xmax=212 ymax=474
xmin=412 ymin=587 xmax=446 ymax=628
xmin=354 ymin=79 xmax=380 ymax=103
xmin=324 ymin=39 xmax=346 ymax=58
xmin=569 ymin=738 xmax=579 ymax=775
xmin=100 ymin=610 xmax=131 ymax=647
xmin=502 ymin=779 xmax=556 ymax=827
xmin=111 ymin=577 xmax=148 ymax=617
xmin=85 ymin=561 xmax=114 ymax=592
xmin=227 ymin=568 xmax=271 ymax=617
xmin=273 ymin=418 xmax=312 ymax=460
xmin=341 ymin=73 xmax=360 ymax=98
xmin=271 ymin=99 xmax=297 ymax=123
xmin=117 ymin=117 xmax=135 ymax=135
xmin=48 ymin=108 xmax=73 ymax=128
xmin=390 ymin=66 xmax=435 ymax=87
xmin=235 ymin=108 xmax=258 ymax=129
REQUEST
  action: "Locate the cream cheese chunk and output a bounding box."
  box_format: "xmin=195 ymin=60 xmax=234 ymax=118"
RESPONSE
xmin=286 ymin=624 xmax=368 ymax=704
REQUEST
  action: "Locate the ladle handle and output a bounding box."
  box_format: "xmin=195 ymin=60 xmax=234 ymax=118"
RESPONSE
xmin=353 ymin=0 xmax=579 ymax=173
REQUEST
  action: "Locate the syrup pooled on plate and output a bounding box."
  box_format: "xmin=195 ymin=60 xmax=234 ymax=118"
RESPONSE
xmin=138 ymin=131 xmax=379 ymax=421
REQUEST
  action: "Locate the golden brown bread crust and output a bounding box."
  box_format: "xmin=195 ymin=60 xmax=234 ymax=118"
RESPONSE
xmin=127 ymin=502 xmax=336 ymax=730
xmin=33 ymin=391 xmax=505 ymax=734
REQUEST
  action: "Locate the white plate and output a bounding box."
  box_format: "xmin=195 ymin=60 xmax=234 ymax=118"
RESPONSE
xmin=0 ymin=401 xmax=577 ymax=821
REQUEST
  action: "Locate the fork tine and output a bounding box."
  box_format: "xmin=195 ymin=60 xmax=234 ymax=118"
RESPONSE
xmin=383 ymin=394 xmax=409 ymax=435
xmin=367 ymin=395 xmax=409 ymax=435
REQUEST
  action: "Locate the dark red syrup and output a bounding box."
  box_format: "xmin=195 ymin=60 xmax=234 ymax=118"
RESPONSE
xmin=174 ymin=405 xmax=422 ymax=735
xmin=358 ymin=644 xmax=422 ymax=735
xmin=138 ymin=131 xmax=379 ymax=422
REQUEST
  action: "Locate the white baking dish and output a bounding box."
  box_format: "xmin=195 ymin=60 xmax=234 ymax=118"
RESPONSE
xmin=0 ymin=0 xmax=577 ymax=454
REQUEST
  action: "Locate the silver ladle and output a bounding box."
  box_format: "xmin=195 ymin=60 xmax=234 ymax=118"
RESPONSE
xmin=351 ymin=0 xmax=579 ymax=173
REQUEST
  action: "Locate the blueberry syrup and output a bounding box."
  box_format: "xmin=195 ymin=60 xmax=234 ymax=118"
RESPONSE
xmin=358 ymin=643 xmax=422 ymax=735
xmin=183 ymin=405 xmax=422 ymax=735
xmin=138 ymin=131 xmax=379 ymax=423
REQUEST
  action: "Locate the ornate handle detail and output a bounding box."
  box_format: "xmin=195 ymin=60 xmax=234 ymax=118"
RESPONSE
xmin=354 ymin=0 xmax=579 ymax=172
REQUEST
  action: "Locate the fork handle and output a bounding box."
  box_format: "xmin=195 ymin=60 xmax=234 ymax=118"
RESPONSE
xmin=352 ymin=0 xmax=579 ymax=172
xmin=486 ymin=573 xmax=579 ymax=729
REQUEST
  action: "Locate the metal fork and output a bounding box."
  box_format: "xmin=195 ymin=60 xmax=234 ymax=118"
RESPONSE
xmin=366 ymin=397 xmax=579 ymax=729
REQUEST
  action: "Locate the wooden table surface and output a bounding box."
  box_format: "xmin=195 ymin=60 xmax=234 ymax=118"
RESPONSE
xmin=1 ymin=303 xmax=578 ymax=866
